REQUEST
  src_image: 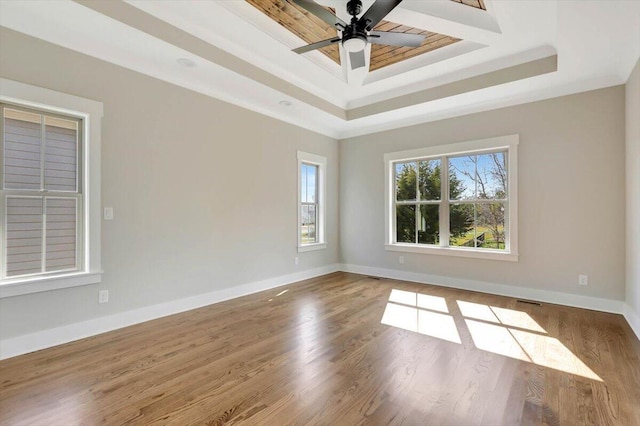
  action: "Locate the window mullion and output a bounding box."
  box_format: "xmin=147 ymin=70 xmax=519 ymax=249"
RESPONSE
xmin=415 ymin=162 xmax=420 ymax=243
xmin=441 ymin=156 xmax=449 ymax=247
xmin=40 ymin=116 xmax=47 ymax=273
xmin=414 ymin=203 xmax=418 ymax=244
xmin=42 ymin=196 xmax=47 ymax=273
xmin=504 ymin=200 xmax=510 ymax=252
xmin=1 ymin=193 xmax=4 ymax=279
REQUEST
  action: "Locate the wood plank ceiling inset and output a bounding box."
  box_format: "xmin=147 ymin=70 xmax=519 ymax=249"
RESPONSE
xmin=452 ymin=0 xmax=486 ymax=10
xmin=246 ymin=0 xmax=472 ymax=71
xmin=247 ymin=0 xmax=341 ymax=64
xmin=369 ymin=23 xmax=459 ymax=71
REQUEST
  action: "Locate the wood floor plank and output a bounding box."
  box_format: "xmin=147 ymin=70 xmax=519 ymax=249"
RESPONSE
xmin=1 ymin=272 xmax=639 ymax=425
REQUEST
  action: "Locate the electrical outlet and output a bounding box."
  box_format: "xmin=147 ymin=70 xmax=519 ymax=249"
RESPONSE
xmin=578 ymin=275 xmax=588 ymax=286
xmin=104 ymin=207 xmax=114 ymax=220
xmin=98 ymin=290 xmax=109 ymax=303
xmin=294 ymin=257 xmax=299 ymax=265
xmin=399 ymin=256 xmax=405 ymax=264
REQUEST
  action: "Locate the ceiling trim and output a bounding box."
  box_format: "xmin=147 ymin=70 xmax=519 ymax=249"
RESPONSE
xmin=349 ymin=54 xmax=558 ymax=119
xmin=74 ymin=0 xmax=347 ymax=119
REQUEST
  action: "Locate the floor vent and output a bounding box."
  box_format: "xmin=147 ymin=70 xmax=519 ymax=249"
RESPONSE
xmin=517 ymin=299 xmax=542 ymax=306
xmin=367 ymin=276 xmax=381 ymax=280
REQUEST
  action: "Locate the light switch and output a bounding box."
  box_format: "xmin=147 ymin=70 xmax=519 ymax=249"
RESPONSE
xmin=104 ymin=207 xmax=114 ymax=220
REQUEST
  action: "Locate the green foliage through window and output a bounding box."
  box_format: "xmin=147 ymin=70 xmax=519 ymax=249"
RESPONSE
xmin=394 ymin=151 xmax=508 ymax=250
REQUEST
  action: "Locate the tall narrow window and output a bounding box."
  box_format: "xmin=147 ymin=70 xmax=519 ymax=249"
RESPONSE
xmin=1 ymin=104 xmax=82 ymax=279
xmin=301 ymin=163 xmax=318 ymax=244
xmin=297 ymin=151 xmax=326 ymax=251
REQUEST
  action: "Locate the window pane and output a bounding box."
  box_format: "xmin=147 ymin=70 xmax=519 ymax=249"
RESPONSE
xmin=418 ymin=204 xmax=439 ymax=245
xmin=301 ymin=164 xmax=308 ymax=203
xmin=45 ymin=116 xmax=78 ymax=192
xmin=301 ymin=204 xmax=317 ymax=244
xmin=449 ymin=155 xmax=475 ymax=200
xmin=418 ymin=159 xmax=441 ymax=201
xmin=45 ymin=198 xmax=78 ymax=272
xmin=449 ymin=204 xmax=475 ymax=247
xmin=395 ymin=162 xmax=417 ymax=201
xmin=476 ymin=152 xmax=507 ymax=200
xmin=476 ymin=202 xmax=506 ymax=250
xmin=396 ymin=204 xmax=415 ymax=243
xmin=301 ymin=163 xmax=318 ymax=203
xmin=307 ymin=164 xmax=317 ymax=203
xmin=3 ymin=109 xmax=42 ymax=190
xmin=5 ymin=197 xmax=43 ymax=277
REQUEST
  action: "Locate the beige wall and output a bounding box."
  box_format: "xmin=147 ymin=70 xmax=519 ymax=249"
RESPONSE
xmin=0 ymin=29 xmax=339 ymax=339
xmin=340 ymin=86 xmax=626 ymax=301
xmin=0 ymin=27 xmax=632 ymax=344
xmin=626 ymin=58 xmax=640 ymax=331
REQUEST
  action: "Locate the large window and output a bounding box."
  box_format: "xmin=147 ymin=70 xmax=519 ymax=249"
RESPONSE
xmin=297 ymin=151 xmax=326 ymax=252
xmin=0 ymin=79 xmax=102 ymax=297
xmin=385 ymin=135 xmax=518 ymax=261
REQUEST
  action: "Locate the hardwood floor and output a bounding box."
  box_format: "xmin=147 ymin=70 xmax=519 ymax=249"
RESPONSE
xmin=1 ymin=272 xmax=639 ymax=425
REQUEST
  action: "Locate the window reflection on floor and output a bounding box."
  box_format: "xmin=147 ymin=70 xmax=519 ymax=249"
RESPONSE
xmin=389 ymin=289 xmax=449 ymax=313
xmin=381 ymin=289 xmax=602 ymax=381
xmin=458 ymin=300 xmax=547 ymax=333
xmin=381 ymin=302 xmax=461 ymax=344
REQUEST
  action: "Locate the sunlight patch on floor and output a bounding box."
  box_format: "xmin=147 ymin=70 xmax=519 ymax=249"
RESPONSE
xmin=458 ymin=300 xmax=546 ymax=333
xmin=381 ymin=302 xmax=461 ymax=344
xmin=381 ymin=289 xmax=603 ymax=381
xmin=465 ymin=319 xmax=531 ymax=361
xmin=389 ymin=289 xmax=449 ymax=313
xmin=510 ymin=329 xmax=602 ymax=381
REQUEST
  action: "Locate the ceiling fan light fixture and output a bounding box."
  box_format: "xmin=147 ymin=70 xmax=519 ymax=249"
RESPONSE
xmin=342 ymin=36 xmax=367 ymax=53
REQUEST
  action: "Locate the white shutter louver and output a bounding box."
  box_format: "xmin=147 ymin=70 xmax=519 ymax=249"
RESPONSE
xmin=3 ymin=115 xmax=42 ymax=190
xmin=45 ymin=117 xmax=77 ymax=192
xmin=5 ymin=197 xmax=43 ymax=277
xmin=45 ymin=198 xmax=77 ymax=272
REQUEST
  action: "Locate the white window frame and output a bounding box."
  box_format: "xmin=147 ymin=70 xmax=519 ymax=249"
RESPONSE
xmin=0 ymin=78 xmax=102 ymax=297
xmin=384 ymin=135 xmax=519 ymax=262
xmin=297 ymin=151 xmax=327 ymax=252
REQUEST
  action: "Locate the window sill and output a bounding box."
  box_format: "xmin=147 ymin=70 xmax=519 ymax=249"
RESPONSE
xmin=298 ymin=243 xmax=327 ymax=253
xmin=0 ymin=271 xmax=103 ymax=298
xmin=385 ymin=244 xmax=518 ymax=262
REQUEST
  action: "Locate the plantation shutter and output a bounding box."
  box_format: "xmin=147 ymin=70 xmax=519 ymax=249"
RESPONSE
xmin=2 ymin=104 xmax=81 ymax=279
xmin=5 ymin=197 xmax=43 ymax=276
xmin=3 ymin=115 xmax=42 ymax=190
xmin=45 ymin=117 xmax=78 ymax=192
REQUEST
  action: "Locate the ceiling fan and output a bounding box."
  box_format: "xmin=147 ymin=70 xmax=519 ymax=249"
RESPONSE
xmin=291 ymin=0 xmax=425 ymax=70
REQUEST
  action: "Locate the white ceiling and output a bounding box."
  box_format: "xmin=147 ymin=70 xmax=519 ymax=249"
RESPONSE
xmin=1 ymin=0 xmax=638 ymax=139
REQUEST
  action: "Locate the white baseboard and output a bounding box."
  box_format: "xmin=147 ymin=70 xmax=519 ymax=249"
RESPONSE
xmin=0 ymin=264 xmax=340 ymax=360
xmin=623 ymin=303 xmax=640 ymax=341
xmin=340 ymin=264 xmax=626 ymax=314
xmin=2 ymin=262 xmax=636 ymax=360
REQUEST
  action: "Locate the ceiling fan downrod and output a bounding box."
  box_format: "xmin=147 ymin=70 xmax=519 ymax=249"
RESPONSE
xmin=346 ymin=0 xmax=362 ymax=19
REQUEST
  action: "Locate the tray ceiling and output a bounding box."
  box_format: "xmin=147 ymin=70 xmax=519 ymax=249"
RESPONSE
xmin=0 ymin=0 xmax=638 ymax=139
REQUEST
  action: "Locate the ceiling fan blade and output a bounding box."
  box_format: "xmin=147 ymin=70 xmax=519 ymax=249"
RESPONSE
xmin=349 ymin=50 xmax=366 ymax=70
xmin=369 ymin=31 xmax=425 ymax=47
xmin=292 ymin=37 xmax=341 ymax=54
xmin=358 ymin=0 xmax=403 ymax=30
xmin=290 ymin=0 xmax=347 ymax=28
